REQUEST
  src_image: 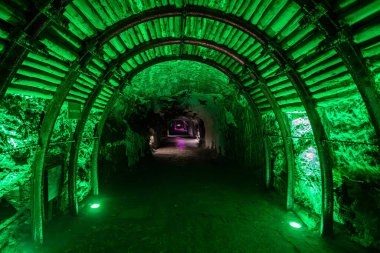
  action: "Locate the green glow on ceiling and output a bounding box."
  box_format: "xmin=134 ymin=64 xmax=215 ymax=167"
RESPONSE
xmin=305 ymin=65 xmax=348 ymax=85
xmin=51 ymin=26 xmax=81 ymax=49
xmin=129 ymin=60 xmax=231 ymax=99
xmin=290 ymin=34 xmax=325 ymax=60
xmin=268 ymin=2 xmax=299 ymax=37
xmin=278 ymin=13 xmax=304 ymax=41
xmin=301 ymin=57 xmax=343 ymax=79
xmin=362 ymin=42 xmax=380 ymax=58
xmin=282 ymin=24 xmax=315 ymax=50
xmin=72 ymin=0 xmax=106 ymax=30
xmin=251 ymin=0 xmax=271 ymax=25
xmin=109 ymin=36 xmax=127 ymax=54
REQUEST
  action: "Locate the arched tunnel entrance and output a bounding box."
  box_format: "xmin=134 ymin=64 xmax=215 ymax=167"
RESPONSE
xmin=97 ymin=60 xmax=264 ymax=185
xmin=0 ymin=1 xmax=380 ymax=252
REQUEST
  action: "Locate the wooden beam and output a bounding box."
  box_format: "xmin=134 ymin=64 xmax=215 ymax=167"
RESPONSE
xmin=91 ymin=81 xmax=129 ymax=196
xmin=252 ymin=72 xmax=296 ymax=210
xmin=295 ymin=0 xmax=380 ymax=145
xmin=0 ymin=0 xmax=69 ymax=100
xmin=68 ymin=84 xmax=103 ymax=215
xmin=31 ymin=64 xmax=80 ymax=244
xmin=68 ymin=64 xmax=117 ymax=215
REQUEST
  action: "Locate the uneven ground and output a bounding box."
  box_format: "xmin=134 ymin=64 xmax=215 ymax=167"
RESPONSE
xmin=21 ymin=137 xmax=369 ymax=253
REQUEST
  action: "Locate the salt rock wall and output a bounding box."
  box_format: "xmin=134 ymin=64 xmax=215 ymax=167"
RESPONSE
xmin=319 ymin=95 xmax=380 ymax=249
xmin=0 ymin=94 xmax=101 ymax=251
xmin=286 ymin=113 xmax=322 ymax=228
xmin=124 ymin=126 xmax=149 ymax=168
xmin=99 ymin=126 xmax=149 ymax=179
xmin=262 ymin=95 xmax=380 ymax=249
xmin=223 ymin=94 xmax=264 ymax=173
xmin=187 ymin=93 xmax=230 ymax=155
xmin=262 ymin=111 xmax=323 ymax=228
xmin=42 ymin=105 xmax=100 ymax=210
xmin=262 ymin=112 xmax=286 ymax=193
xmin=76 ymin=112 xmax=101 ymax=202
xmin=0 ymin=94 xmax=46 ymax=250
xmin=99 ymin=98 xmax=150 ymax=180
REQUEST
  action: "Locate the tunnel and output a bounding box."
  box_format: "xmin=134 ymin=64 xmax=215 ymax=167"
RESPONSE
xmin=0 ymin=0 xmax=380 ymax=252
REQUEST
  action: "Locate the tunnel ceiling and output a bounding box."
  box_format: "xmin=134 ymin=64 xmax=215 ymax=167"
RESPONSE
xmin=0 ymin=0 xmax=380 ymax=143
xmin=130 ymin=60 xmax=231 ymax=98
xmin=117 ymin=60 xmax=234 ymax=128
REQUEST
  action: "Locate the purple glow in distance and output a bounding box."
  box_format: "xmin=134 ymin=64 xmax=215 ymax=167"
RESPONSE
xmin=175 ymin=137 xmax=186 ymax=149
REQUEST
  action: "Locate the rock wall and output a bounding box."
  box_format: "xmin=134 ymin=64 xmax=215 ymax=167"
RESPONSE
xmin=286 ymin=113 xmax=322 ymax=228
xmin=224 ymin=94 xmax=264 ymax=173
xmin=76 ymin=112 xmax=102 ymax=202
xmin=262 ymin=111 xmax=325 ymax=228
xmin=98 ymin=97 xmax=150 ymax=181
xmin=0 ymin=94 xmax=101 ymax=251
xmin=0 ymin=94 xmax=46 ymax=250
xmin=262 ymin=95 xmax=380 ymax=249
xmin=318 ymin=95 xmax=380 ymax=249
xmin=262 ymin=112 xmax=286 ymax=193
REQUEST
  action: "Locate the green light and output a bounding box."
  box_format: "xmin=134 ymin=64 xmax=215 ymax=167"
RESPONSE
xmin=289 ymin=222 xmax=302 ymax=229
xmin=90 ymin=203 xmax=100 ymax=209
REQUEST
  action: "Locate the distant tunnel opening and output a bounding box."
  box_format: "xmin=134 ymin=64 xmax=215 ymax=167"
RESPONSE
xmin=97 ymin=60 xmax=264 ymax=182
xmin=151 ymin=116 xmax=205 ymax=154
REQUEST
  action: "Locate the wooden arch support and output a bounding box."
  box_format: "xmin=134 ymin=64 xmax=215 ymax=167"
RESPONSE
xmin=30 ymin=64 xmax=81 ymax=244
xmin=0 ymin=0 xmax=69 ymax=100
xmin=78 ymin=10 xmax=334 ymax=231
xmin=294 ymin=0 xmax=380 ymax=144
xmin=67 ymin=84 xmax=103 ymax=215
xmin=103 ymin=37 xmax=296 ymax=210
xmin=28 ymin=5 xmax=334 ymax=242
xmin=67 ymin=63 xmax=120 ymax=215
xmin=246 ymin=69 xmax=296 ymax=211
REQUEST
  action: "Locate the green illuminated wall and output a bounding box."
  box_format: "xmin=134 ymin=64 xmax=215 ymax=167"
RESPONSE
xmin=99 ymin=60 xmax=264 ymax=174
xmin=262 ymin=112 xmax=285 ymax=193
xmin=0 ymin=95 xmax=101 ymax=249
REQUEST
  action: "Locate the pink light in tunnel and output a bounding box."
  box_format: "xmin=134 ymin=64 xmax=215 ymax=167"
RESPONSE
xmin=175 ymin=138 xmax=186 ymax=149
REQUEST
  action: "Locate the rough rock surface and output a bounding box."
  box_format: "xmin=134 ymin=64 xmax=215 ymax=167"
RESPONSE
xmin=0 ymin=95 xmax=46 ymax=250
xmin=262 ymin=112 xmax=286 ymax=194
xmin=318 ymin=96 xmax=380 ymax=248
xmin=0 ymin=95 xmax=102 ymax=251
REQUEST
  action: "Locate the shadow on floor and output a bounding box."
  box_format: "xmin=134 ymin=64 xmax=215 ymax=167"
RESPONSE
xmin=21 ymin=137 xmax=370 ymax=253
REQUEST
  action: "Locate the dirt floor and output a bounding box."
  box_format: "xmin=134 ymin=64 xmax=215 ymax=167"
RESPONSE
xmin=21 ymin=137 xmax=370 ymax=253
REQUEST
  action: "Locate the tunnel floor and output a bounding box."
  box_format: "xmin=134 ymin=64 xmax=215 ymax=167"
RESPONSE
xmin=23 ymin=137 xmax=368 ymax=253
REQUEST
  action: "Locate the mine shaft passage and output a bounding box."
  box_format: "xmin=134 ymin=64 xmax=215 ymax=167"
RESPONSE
xmin=1 ymin=1 xmax=380 ymax=252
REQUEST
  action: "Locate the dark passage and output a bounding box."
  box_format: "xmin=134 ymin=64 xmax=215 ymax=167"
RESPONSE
xmin=23 ymin=138 xmax=366 ymax=253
